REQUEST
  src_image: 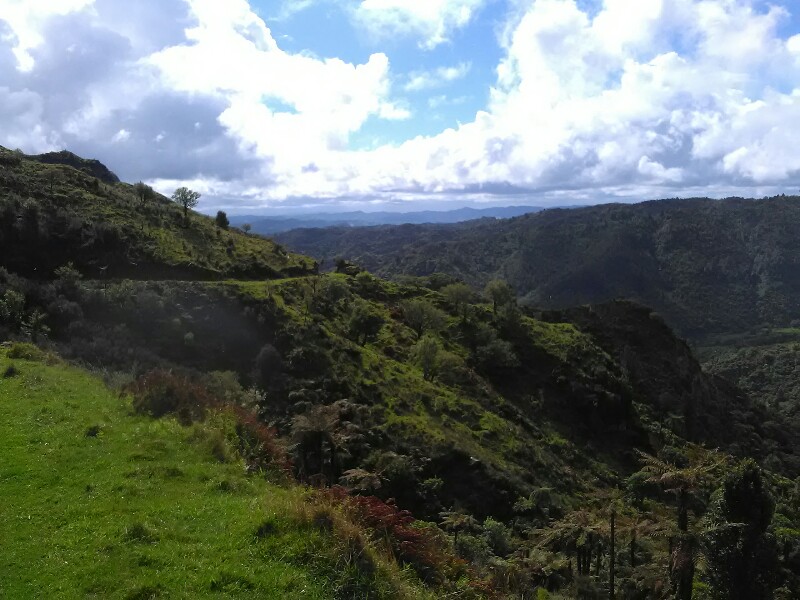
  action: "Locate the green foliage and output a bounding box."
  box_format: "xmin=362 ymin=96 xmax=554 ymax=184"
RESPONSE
xmin=412 ymin=334 xmax=441 ymax=381
xmin=126 ymin=369 xmax=215 ymax=425
xmin=133 ymin=181 xmax=155 ymax=206
xmin=348 ymin=301 xmax=385 ymax=345
xmin=6 ymin=341 xmax=46 ymax=361
xmin=401 ymin=298 xmax=447 ymax=337
xmin=441 ymin=283 xmax=473 ymax=318
xmin=0 ymin=289 xmax=25 ymax=327
xmin=702 ymin=460 xmax=779 ymax=599
xmin=254 ymin=343 xmax=284 ymax=392
xmin=171 ymin=187 xmax=201 ymax=224
xmin=484 ymin=279 xmax=515 ymax=314
xmin=215 ymin=210 xmax=229 ymax=230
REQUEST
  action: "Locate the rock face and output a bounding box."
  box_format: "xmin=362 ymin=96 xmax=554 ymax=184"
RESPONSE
xmin=30 ymin=150 xmax=120 ymax=184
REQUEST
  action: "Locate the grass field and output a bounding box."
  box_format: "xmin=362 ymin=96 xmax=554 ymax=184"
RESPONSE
xmin=0 ymin=346 xmax=406 ymax=599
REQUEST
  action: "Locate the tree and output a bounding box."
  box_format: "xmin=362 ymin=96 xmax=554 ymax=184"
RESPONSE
xmin=291 ymin=405 xmax=342 ymax=483
xmin=484 ymin=279 xmax=515 ymax=315
xmin=401 ymin=299 xmax=447 ymax=337
xmin=440 ymin=510 xmax=479 ymax=547
xmin=637 ymin=448 xmax=723 ymax=600
xmin=348 ymin=302 xmax=384 ymax=345
xmin=215 ymin=210 xmax=229 ymax=230
xmin=133 ymin=181 xmax=155 ymax=206
xmin=701 ymin=459 xmax=778 ymax=600
xmin=441 ymin=283 xmax=473 ymax=321
xmin=254 ymin=343 xmax=283 ymax=392
xmin=242 ymin=223 xmax=252 ymax=235
xmin=412 ymin=333 xmax=441 ymax=380
xmin=171 ymin=187 xmax=201 ymax=225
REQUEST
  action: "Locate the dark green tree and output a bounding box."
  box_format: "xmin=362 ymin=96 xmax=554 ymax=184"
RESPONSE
xmin=348 ymin=302 xmax=384 ymax=345
xmin=291 ymin=405 xmax=342 ymax=483
xmin=412 ymin=333 xmax=441 ymax=381
xmin=401 ymin=299 xmax=446 ymax=337
xmin=215 ymin=210 xmax=229 ymax=229
xmin=701 ymin=459 xmax=778 ymax=600
xmin=171 ymin=187 xmax=201 ymax=225
xmin=637 ymin=448 xmax=723 ymax=600
xmin=133 ymin=181 xmax=155 ymax=206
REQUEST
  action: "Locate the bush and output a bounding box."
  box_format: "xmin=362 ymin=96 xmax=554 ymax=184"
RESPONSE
xmin=7 ymin=342 xmax=46 ymax=362
xmin=224 ymin=405 xmax=292 ymax=474
xmin=316 ymin=488 xmax=470 ymax=585
xmin=125 ymin=370 xmax=215 ymax=424
xmin=2 ymin=364 xmax=19 ymax=378
xmin=215 ymin=211 xmax=229 ymax=230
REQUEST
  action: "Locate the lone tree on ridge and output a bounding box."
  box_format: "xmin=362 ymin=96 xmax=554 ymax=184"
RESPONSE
xmin=171 ymin=187 xmax=201 ymax=225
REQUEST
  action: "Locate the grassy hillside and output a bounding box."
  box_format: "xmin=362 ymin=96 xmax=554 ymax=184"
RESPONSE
xmin=0 ymin=146 xmax=313 ymax=280
xmin=0 ymin=344 xmax=436 ymax=599
xmin=275 ymin=196 xmax=800 ymax=339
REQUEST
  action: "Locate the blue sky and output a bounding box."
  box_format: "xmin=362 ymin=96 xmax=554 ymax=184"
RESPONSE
xmin=1 ymin=0 xmax=800 ymax=213
xmin=259 ymin=0 xmax=505 ymax=148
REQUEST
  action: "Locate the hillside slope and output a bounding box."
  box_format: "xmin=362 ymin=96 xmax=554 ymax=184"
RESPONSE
xmin=275 ymin=196 xmax=800 ymax=339
xmin=0 ymin=146 xmax=313 ymax=280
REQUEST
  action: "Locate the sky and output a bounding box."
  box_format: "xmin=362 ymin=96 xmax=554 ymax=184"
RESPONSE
xmin=1 ymin=0 xmax=800 ymax=213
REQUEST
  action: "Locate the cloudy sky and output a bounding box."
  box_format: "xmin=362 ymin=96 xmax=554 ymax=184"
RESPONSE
xmin=1 ymin=0 xmax=800 ymax=212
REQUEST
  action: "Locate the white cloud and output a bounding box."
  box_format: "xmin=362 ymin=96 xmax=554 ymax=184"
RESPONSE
xmin=0 ymin=0 xmax=94 ymax=70
xmin=1 ymin=0 xmax=800 ymax=210
xmin=405 ymin=62 xmax=471 ymax=91
xmin=354 ymin=0 xmax=486 ymax=49
xmin=351 ymin=0 xmax=800 ymax=201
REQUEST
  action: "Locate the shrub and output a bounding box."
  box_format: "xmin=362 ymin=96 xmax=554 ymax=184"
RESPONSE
xmin=2 ymin=364 xmax=19 ymax=378
xmin=314 ymin=487 xmax=471 ymax=586
xmin=215 ymin=210 xmax=229 ymax=230
xmin=125 ymin=370 xmax=215 ymax=424
xmin=7 ymin=342 xmax=46 ymax=361
xmin=224 ymin=405 xmax=292 ymax=474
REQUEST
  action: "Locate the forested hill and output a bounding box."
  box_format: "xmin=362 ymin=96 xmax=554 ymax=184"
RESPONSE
xmin=276 ymin=196 xmax=800 ymax=339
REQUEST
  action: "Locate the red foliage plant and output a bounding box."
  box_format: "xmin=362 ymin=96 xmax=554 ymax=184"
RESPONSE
xmin=222 ymin=404 xmax=293 ymax=475
xmin=317 ymin=487 xmax=470 ymax=586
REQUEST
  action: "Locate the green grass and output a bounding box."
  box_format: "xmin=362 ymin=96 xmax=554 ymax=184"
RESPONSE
xmin=0 ymin=349 xmax=404 ymax=599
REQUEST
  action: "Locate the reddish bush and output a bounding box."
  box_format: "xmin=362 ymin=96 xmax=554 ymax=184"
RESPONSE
xmin=126 ymin=369 xmax=216 ymax=424
xmin=223 ymin=405 xmax=293 ymax=474
xmin=315 ymin=487 xmax=470 ymax=585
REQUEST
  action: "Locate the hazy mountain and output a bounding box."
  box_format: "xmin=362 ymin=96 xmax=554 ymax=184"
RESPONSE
xmin=228 ymin=205 xmax=543 ymax=234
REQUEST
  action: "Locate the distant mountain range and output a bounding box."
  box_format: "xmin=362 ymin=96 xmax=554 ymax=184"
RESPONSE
xmin=228 ymin=205 xmax=542 ymax=234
